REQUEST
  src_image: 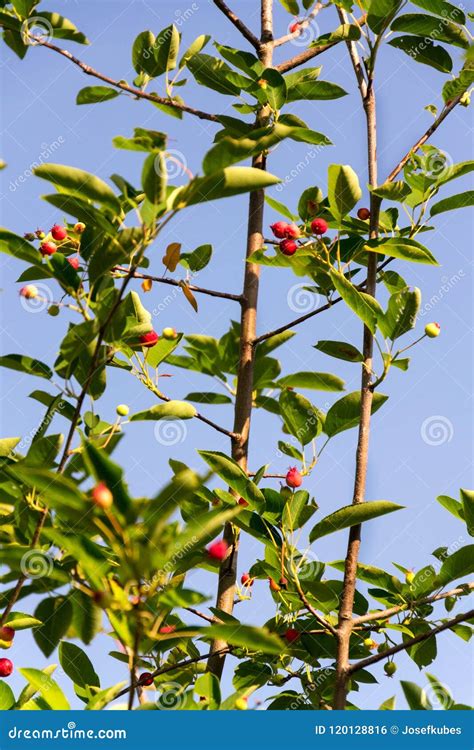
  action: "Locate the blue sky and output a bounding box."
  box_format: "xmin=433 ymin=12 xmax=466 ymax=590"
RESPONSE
xmin=0 ymin=0 xmax=472 ymax=710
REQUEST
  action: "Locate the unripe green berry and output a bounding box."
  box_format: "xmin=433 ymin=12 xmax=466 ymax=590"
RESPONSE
xmin=48 ymin=305 xmax=60 ymax=317
xmin=384 ymin=661 xmax=397 ymax=677
xmin=116 ymin=404 xmax=129 ymax=417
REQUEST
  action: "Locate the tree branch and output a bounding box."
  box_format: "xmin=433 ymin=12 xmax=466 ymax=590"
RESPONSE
xmin=273 ymin=3 xmax=323 ymax=48
xmin=114 ymin=267 xmax=243 ymax=303
xmin=353 ymin=582 xmax=474 ymax=626
xmin=349 ymin=609 xmax=474 ymax=675
xmin=213 ymin=0 xmax=261 ymax=50
xmin=296 ymin=583 xmax=338 ymax=637
xmin=337 ymin=8 xmax=367 ymax=98
xmin=30 ymin=38 xmax=218 ymax=122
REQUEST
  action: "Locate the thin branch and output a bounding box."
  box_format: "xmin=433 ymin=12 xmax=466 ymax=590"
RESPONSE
xmin=296 ymin=582 xmax=338 ymax=637
xmin=114 ymin=267 xmax=243 ymax=303
xmin=114 ymin=648 xmax=231 ymax=700
xmin=185 ymin=607 xmax=221 ymax=624
xmin=276 ymin=14 xmax=367 ymax=73
xmin=349 ymin=609 xmax=474 ymax=675
xmin=213 ymin=0 xmax=261 ymax=50
xmin=337 ymin=8 xmax=367 ymax=98
xmin=353 ymin=582 xmax=474 ymax=626
xmin=273 ymin=3 xmax=323 ymax=48
xmin=29 ymin=38 xmax=217 ymax=122
xmin=151 ymin=388 xmax=238 ymax=440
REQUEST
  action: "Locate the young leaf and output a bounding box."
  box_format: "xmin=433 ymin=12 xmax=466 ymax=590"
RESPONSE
xmin=77 ymin=86 xmax=120 ymax=105
xmin=18 ymin=669 xmax=70 ymax=710
xmin=430 ymin=191 xmax=474 ymax=217
xmin=310 ymin=500 xmax=404 ymax=542
xmin=34 ymin=164 xmax=120 ymax=212
xmin=142 ymin=152 xmax=167 ymax=205
xmin=379 ymin=287 xmax=421 ymax=341
xmin=131 ymin=401 xmax=197 ymax=421
xmin=277 ymin=372 xmax=345 ymax=392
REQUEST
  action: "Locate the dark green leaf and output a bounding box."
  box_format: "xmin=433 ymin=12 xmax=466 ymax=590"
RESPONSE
xmin=310 ymin=501 xmax=404 ymax=542
xmin=76 ymin=86 xmax=120 ymax=105
xmin=325 ymin=391 xmax=388 ymax=437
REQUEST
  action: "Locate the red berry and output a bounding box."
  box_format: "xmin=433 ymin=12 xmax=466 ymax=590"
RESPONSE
xmin=19 ymin=285 xmax=38 ymax=299
xmin=40 ymin=241 xmax=57 ymax=256
xmin=139 ymin=331 xmax=159 ymax=348
xmin=159 ymin=625 xmax=176 ymax=634
xmin=310 ymin=218 xmax=328 ymax=236
xmin=279 ymin=239 xmax=298 ymax=256
xmin=238 ymin=497 xmax=249 ymax=507
xmin=91 ymin=482 xmax=113 ymax=509
xmin=207 ymin=539 xmax=228 ymax=562
xmin=284 ymin=628 xmax=300 ymax=643
xmin=241 ymin=573 xmax=253 ymax=586
xmin=51 ymin=225 xmax=68 ymax=241
xmin=269 ymin=577 xmax=281 ymax=593
xmin=139 ymin=672 xmax=154 ymax=686
xmin=0 ymin=658 xmax=13 ymax=677
xmin=270 ymin=221 xmax=289 ymax=239
xmin=0 ymin=627 xmax=14 ymax=642
xmin=279 ymin=576 xmax=288 ymax=588
xmin=357 ymin=208 xmax=370 ymax=221
xmin=67 ymin=256 xmax=80 ymax=270
xmin=285 ymin=224 xmax=300 ymax=239
xmin=286 ymin=467 xmax=302 ymax=489
xmin=289 ymin=21 xmax=300 ymax=33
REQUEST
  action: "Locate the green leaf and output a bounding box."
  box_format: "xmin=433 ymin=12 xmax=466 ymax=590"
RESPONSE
xmin=179 ymin=34 xmax=210 ymax=68
xmin=131 ymin=401 xmax=197 ymax=421
xmin=0 ymin=681 xmax=15 ymax=710
xmin=279 ymin=390 xmax=322 ymax=446
xmin=277 ymin=372 xmax=345 ymax=392
xmin=411 ymin=0 xmax=465 ymax=24
xmin=113 ymin=128 xmax=167 ymax=153
xmin=278 ymin=0 xmax=299 ymax=13
xmin=82 ymin=441 xmax=133 ymax=518
xmin=142 ymin=152 xmax=167 ymax=205
xmin=33 ymin=597 xmax=73 ymax=658
xmin=59 ymin=641 xmax=100 ymax=688
xmin=33 ymin=12 xmax=88 ymax=44
xmin=198 ymin=450 xmax=264 ymax=506
xmin=298 ymin=186 xmax=324 ymax=220
xmin=278 ymin=441 xmax=304 ymax=461
xmin=205 ymin=624 xmax=283 ymax=654
xmin=369 ymin=181 xmax=411 ymax=201
xmin=3 ymin=611 xmax=42 ymax=630
xmin=367 ymin=0 xmax=401 ymax=34
xmin=194 ymin=673 xmax=221 ymax=708
xmin=364 ymin=238 xmax=438 ymax=265
xmin=327 ymin=164 xmax=362 ymax=222
xmin=401 ymin=681 xmax=429 ymax=710
xmin=0 ymin=437 xmax=21 ymax=457
xmin=460 ymin=489 xmax=474 ymax=537
xmin=185 ymin=392 xmax=232 ymax=405
xmin=391 ymin=14 xmax=469 ymax=49
xmin=154 ymin=24 xmax=180 ymax=75
xmin=389 ymin=36 xmax=452 ymax=74
xmin=19 ymin=668 xmax=70 ymax=710
xmin=430 ymin=191 xmax=474 ymax=217
xmin=436 ymin=494 xmax=464 ymax=520
xmin=0 ymin=354 xmax=52 ymax=379
xmin=379 ymin=287 xmax=421 ymax=341
xmin=265 ymin=195 xmax=296 ymax=221
xmin=286 ymin=81 xmax=347 ymax=102
xmin=132 ymin=31 xmax=161 ymax=76
xmin=187 ymin=54 xmax=242 ymax=96
xmin=325 ymin=391 xmax=389 ymax=437
xmin=435 ymin=545 xmax=474 ymax=586
xmin=259 ymin=68 xmax=287 ymax=110
xmin=314 ymin=340 xmax=363 ymax=363
xmin=34 ymin=164 xmax=120 ymax=212
xmin=0 ymin=228 xmax=42 ymax=265
xmin=330 ymin=270 xmax=381 ymax=334
xmin=11 ymin=465 xmax=86 ymax=512
xmin=76 ymin=86 xmax=120 ymax=105
xmin=86 ymin=682 xmax=126 ymax=710
xmin=442 ymin=66 xmax=474 ymax=103
xmin=170 ymin=167 xmax=280 ymax=208
xmin=310 ymin=501 xmax=404 ymax=542
xmin=180 ymin=244 xmax=212 ymax=272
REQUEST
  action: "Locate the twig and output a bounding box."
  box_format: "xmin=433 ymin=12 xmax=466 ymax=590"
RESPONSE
xmin=213 ymin=0 xmax=261 ymax=50
xmin=337 ymin=8 xmax=367 ymax=97
xmin=353 ymin=582 xmax=474 ymax=626
xmin=185 ymin=607 xmax=221 ymax=625
xmin=349 ymin=609 xmax=474 ymax=675
xmin=30 ymin=38 xmax=217 ymax=122
xmin=296 ymin=581 xmax=338 ymax=637
xmin=151 ymin=388 xmax=238 ymax=440
xmin=114 ymin=267 xmax=243 ymax=303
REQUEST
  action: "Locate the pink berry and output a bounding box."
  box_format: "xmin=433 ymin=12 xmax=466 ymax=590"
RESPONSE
xmin=286 ymin=467 xmax=302 ymax=489
xmin=19 ymin=285 xmax=38 ymax=299
xmin=270 ymin=221 xmax=289 ymax=239
xmin=67 ymin=256 xmax=80 ymax=270
xmin=241 ymin=573 xmax=253 ymax=587
xmin=285 ymin=224 xmax=300 ymax=239
xmin=311 ymin=218 xmax=328 ymax=236
xmin=40 ymin=241 xmax=57 ymax=256
xmin=91 ymin=482 xmax=113 ymax=509
xmin=139 ymin=331 xmax=159 ymax=348
xmin=0 ymin=658 xmax=13 ymax=677
xmin=51 ymin=225 xmax=68 ymax=241
xmin=159 ymin=625 xmax=176 ymax=634
xmin=279 ymin=239 xmax=298 ymax=256
xmin=207 ymin=539 xmax=228 ymax=562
